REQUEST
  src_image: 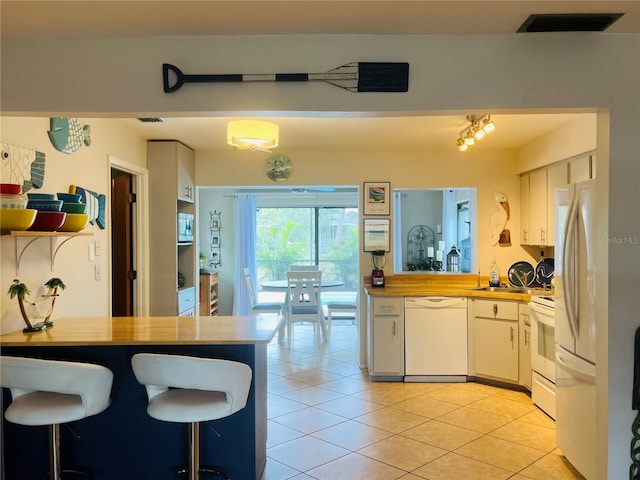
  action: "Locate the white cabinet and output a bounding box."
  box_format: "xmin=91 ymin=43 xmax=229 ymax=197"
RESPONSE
xmin=521 ymin=164 xmax=567 ymax=246
xmin=518 ymin=303 xmax=531 ymax=390
xmin=569 ymin=155 xmax=594 ymax=184
xmin=177 ymin=146 xmax=195 ymax=203
xmin=473 ymin=299 xmax=519 ymax=383
xmin=178 ymin=287 xmax=196 ymax=316
xmin=546 ymin=163 xmax=568 ymax=247
xmin=367 ymin=296 xmax=404 ymax=379
xmin=148 ymin=140 xmax=197 ymax=315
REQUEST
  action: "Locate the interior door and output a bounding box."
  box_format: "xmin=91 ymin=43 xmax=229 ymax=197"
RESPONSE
xmin=111 ymin=171 xmax=133 ymax=316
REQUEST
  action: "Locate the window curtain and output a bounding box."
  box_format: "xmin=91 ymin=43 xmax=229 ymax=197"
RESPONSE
xmin=393 ymin=191 xmax=403 ymax=272
xmin=442 ymin=189 xmax=458 ymax=259
xmin=232 ymin=193 xmax=257 ymax=315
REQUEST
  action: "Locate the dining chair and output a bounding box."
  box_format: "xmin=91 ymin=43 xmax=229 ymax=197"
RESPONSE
xmin=326 ymin=290 xmax=359 ymax=339
xmin=243 ymin=268 xmax=284 ymax=315
xmin=286 ymin=270 xmax=327 ymax=346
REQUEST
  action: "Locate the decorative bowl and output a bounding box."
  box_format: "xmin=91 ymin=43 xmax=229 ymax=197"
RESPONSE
xmin=58 ymin=213 xmax=89 ymax=232
xmin=28 ymin=211 xmax=66 ymax=231
xmin=61 ymin=202 xmax=87 ymax=214
xmin=57 ymin=193 xmax=83 ymax=203
xmin=0 ymin=183 xmax=22 ymax=195
xmin=27 ymin=199 xmax=64 ymax=212
xmin=0 ymin=193 xmax=28 ymax=209
xmin=0 ymin=208 xmax=37 ymax=233
xmin=26 ymin=192 xmax=56 ymax=200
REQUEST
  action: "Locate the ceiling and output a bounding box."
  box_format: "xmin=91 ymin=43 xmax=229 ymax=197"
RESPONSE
xmin=2 ymin=1 xmax=638 ymax=38
xmin=2 ymin=1 xmax=635 ymax=152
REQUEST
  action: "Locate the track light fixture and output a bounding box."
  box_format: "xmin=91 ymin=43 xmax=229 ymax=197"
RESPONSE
xmin=456 ymin=114 xmax=496 ymax=151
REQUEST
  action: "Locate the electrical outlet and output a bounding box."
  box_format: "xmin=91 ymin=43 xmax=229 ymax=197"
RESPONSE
xmin=95 ymin=240 xmax=101 ymax=256
xmin=95 ymin=265 xmax=101 ymax=281
xmin=89 ymin=244 xmax=95 ymax=261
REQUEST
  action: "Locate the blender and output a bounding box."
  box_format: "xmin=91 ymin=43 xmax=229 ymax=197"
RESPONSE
xmin=371 ymin=250 xmax=386 ymax=287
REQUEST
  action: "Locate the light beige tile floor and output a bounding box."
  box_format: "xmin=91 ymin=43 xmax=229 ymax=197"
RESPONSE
xmin=263 ymin=323 xmax=586 ymax=480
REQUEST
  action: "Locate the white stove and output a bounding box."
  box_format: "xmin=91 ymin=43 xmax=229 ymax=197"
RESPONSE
xmin=529 ymin=295 xmax=556 ymax=419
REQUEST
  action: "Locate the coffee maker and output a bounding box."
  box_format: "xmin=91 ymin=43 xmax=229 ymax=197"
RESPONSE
xmin=371 ymin=250 xmax=386 ymax=287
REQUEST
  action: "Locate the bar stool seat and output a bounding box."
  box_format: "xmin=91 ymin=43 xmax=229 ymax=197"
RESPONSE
xmin=131 ymin=353 xmax=252 ymax=480
xmin=0 ymin=356 xmax=114 ymax=480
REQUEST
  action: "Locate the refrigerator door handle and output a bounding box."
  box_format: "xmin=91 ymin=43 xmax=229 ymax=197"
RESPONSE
xmin=562 ymin=194 xmax=579 ymax=340
xmin=556 ymin=349 xmax=596 ymax=384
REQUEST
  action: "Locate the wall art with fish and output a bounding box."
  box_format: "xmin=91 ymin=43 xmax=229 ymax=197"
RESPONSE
xmin=0 ymin=143 xmax=46 ymax=192
xmin=48 ymin=117 xmax=91 ymax=154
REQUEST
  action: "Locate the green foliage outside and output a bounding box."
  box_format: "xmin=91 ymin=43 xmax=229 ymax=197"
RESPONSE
xmin=256 ymin=207 xmax=359 ymax=288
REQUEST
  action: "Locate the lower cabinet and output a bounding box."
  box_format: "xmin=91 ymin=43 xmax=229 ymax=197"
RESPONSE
xmin=519 ymin=303 xmax=532 ymax=390
xmin=473 ymin=299 xmax=519 ymax=383
xmin=367 ymin=296 xmax=404 ymax=379
xmin=178 ymin=287 xmax=196 ymax=316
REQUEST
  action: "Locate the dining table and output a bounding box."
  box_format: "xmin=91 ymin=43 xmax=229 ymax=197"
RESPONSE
xmin=260 ymin=278 xmax=344 ymax=342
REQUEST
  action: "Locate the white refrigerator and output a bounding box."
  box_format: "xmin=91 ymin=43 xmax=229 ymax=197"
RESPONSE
xmin=555 ymin=179 xmax=597 ymax=480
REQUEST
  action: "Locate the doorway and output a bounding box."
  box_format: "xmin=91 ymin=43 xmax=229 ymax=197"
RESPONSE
xmin=109 ymin=155 xmax=149 ymax=317
xmin=111 ymin=168 xmax=134 ymax=316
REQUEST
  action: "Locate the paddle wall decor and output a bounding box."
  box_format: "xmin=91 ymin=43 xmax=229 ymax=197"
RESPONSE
xmin=162 ymin=62 xmax=409 ymax=94
xmin=0 ymin=143 xmax=46 ymax=192
xmin=48 ymin=117 xmax=91 ymax=154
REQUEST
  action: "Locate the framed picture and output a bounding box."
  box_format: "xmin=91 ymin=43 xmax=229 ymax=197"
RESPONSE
xmin=211 ymin=219 xmax=220 ymax=229
xmin=363 ymin=218 xmax=390 ymax=252
xmin=211 ymin=237 xmax=219 ymax=246
xmin=363 ymin=182 xmax=391 ymax=215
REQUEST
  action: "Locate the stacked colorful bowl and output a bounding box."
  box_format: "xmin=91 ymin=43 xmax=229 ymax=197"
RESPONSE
xmin=0 ymin=183 xmax=37 ymax=234
xmin=27 ymin=193 xmax=66 ymax=231
xmin=57 ymin=192 xmax=89 ymax=232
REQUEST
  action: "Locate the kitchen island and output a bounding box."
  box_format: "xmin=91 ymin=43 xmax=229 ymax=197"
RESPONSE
xmin=0 ymin=314 xmax=282 ymax=480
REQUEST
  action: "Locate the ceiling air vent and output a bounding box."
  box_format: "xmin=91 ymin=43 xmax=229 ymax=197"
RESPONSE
xmin=517 ymin=13 xmax=624 ymax=32
xmin=138 ymin=117 xmax=165 ymax=123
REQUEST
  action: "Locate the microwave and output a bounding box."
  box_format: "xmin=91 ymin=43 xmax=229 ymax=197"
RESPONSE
xmin=177 ymin=213 xmax=194 ymax=242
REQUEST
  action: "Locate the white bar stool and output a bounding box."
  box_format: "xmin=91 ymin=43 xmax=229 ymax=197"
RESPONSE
xmin=131 ymin=353 xmax=252 ymax=480
xmin=0 ymin=356 xmax=114 ymax=480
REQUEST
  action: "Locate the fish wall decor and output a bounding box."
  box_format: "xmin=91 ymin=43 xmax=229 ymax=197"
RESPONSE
xmin=69 ymin=185 xmax=106 ymax=229
xmin=47 ymin=117 xmax=91 ymax=154
xmin=0 ymin=143 xmax=46 ymax=192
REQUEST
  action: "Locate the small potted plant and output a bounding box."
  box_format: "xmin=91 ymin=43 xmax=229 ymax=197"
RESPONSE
xmin=7 ymin=278 xmax=66 ymax=333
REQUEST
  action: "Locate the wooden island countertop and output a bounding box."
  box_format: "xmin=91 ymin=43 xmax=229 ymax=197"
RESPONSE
xmin=0 ymin=313 xmax=283 ymax=346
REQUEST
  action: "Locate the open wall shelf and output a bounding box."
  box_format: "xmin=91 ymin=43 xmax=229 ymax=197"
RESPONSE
xmin=10 ymin=231 xmax=94 ymax=274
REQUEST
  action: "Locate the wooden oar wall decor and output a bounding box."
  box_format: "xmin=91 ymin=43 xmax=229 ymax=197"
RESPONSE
xmin=162 ymin=62 xmax=409 ymax=94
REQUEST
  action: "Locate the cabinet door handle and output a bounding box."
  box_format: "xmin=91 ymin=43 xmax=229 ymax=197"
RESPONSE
xmin=541 ymin=229 xmax=546 ymax=244
xmin=510 ymin=326 xmax=514 ymax=344
xmin=392 ymin=321 xmax=396 ymax=337
xmin=523 ymin=229 xmax=528 ymax=244
xmin=493 ymin=303 xmax=498 ymax=316
xmin=524 ymin=329 xmax=529 ymax=346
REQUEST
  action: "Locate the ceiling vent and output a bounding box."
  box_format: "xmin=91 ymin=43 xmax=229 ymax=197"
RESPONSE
xmin=517 ymin=13 xmax=624 ymax=32
xmin=137 ymin=117 xmax=165 ymax=123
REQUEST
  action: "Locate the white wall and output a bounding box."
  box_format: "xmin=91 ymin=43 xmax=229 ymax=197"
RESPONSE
xmin=2 ymin=33 xmax=639 ymax=478
xmin=0 ymin=117 xmax=147 ymax=333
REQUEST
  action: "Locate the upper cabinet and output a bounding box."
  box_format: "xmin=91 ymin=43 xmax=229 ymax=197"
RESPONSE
xmin=520 ymin=154 xmax=594 ymax=247
xmin=147 ymin=141 xmax=197 ymax=316
xmin=176 ymin=144 xmax=195 ymax=203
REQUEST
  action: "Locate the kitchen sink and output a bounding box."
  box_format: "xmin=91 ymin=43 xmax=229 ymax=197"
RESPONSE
xmin=470 ymin=286 xmax=542 ymax=294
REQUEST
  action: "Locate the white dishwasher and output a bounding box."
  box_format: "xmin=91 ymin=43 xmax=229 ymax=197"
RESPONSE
xmin=404 ymin=297 xmax=468 ymax=382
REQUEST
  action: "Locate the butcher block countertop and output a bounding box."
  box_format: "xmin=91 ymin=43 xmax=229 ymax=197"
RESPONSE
xmin=363 ymin=273 xmax=548 ymax=302
xmin=0 ymin=313 xmax=283 ymax=346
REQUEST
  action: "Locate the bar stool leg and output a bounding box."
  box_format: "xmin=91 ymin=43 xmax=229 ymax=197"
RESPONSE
xmin=49 ymin=424 xmax=62 ymax=480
